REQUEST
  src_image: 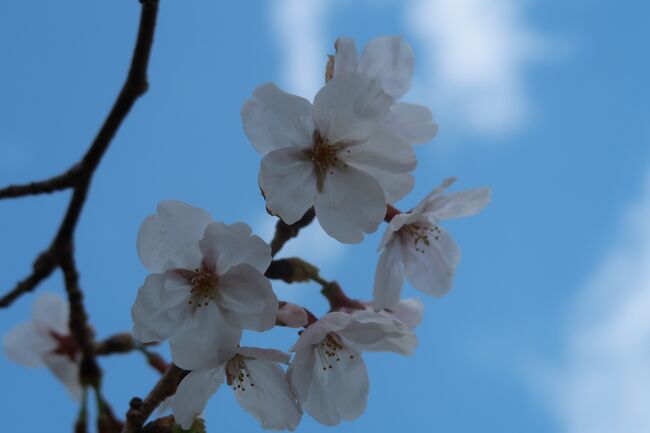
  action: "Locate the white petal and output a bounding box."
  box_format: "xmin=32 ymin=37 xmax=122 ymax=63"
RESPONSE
xmin=131 ymin=272 xmax=193 ymax=343
xmin=314 ymin=165 xmax=385 ymax=244
xmin=342 ymin=129 xmax=416 ymax=203
xmin=312 ymin=72 xmax=392 ymax=144
xmin=286 ymin=347 xmax=315 ymax=404
xmin=43 ymin=354 xmax=82 ymax=401
xmin=384 ymin=103 xmax=438 ymax=144
xmin=337 ymin=310 xmax=417 ymax=355
xmin=290 ymin=313 xmax=353 ymax=353
xmin=238 ymin=347 xmax=291 ymax=364
xmin=358 ymin=36 xmax=414 ymax=99
xmin=428 ymin=188 xmax=493 ymax=220
xmin=259 ymin=146 xmax=318 ymax=225
xmin=3 ymin=322 xmax=53 ymax=367
xmin=299 ymin=346 xmax=369 ymax=425
xmin=402 ymin=226 xmax=461 ymax=297
xmin=170 ymin=302 xmax=241 ymax=370
xmin=389 ymin=298 xmax=425 ymax=329
xmin=31 ymin=292 xmax=69 ymax=336
xmin=234 ymin=359 xmax=302 ymax=430
xmin=373 ymin=241 xmax=406 ymax=310
xmin=137 ymin=201 xmax=212 ymax=273
xmin=277 ymin=302 xmax=309 ymax=328
xmin=199 ymin=222 xmax=271 ymax=275
xmin=173 ymin=366 xmax=224 ymax=430
xmin=333 ymin=38 xmax=358 ymax=75
xmin=242 ymin=83 xmax=315 ymax=155
xmin=216 ymin=263 xmax=278 ymax=332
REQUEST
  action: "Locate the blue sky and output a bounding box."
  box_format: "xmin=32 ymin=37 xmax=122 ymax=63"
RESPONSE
xmin=1 ymin=1 xmax=649 ymax=432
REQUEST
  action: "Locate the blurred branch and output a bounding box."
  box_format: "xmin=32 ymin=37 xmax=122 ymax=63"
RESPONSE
xmin=269 ymin=208 xmax=316 ymax=256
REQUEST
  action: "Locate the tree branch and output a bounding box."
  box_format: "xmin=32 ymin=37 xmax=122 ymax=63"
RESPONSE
xmin=269 ymin=208 xmax=316 ymax=256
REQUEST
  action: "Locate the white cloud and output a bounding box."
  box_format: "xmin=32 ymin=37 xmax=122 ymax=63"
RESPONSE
xmin=406 ymin=0 xmax=545 ymax=136
xmin=538 ymin=173 xmax=650 ymax=433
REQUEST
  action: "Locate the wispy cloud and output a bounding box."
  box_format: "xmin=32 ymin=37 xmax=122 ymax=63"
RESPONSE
xmin=537 ymin=173 xmax=650 ymax=433
xmin=406 ymin=0 xmax=546 ymax=136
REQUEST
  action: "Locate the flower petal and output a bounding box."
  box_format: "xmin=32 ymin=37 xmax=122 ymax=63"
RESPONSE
xmin=259 ymin=146 xmax=318 ymax=225
xmin=277 ymin=302 xmax=309 ymax=328
xmin=312 ymin=72 xmax=392 ymax=144
xmin=373 ymin=240 xmax=406 ymax=310
xmin=137 ymin=201 xmax=212 ymax=273
xmin=170 ymin=302 xmax=241 ymax=370
xmin=428 ymin=188 xmax=493 ymax=220
xmin=3 ymin=322 xmax=53 ymax=367
xmin=216 ymin=263 xmax=278 ymax=332
xmin=199 ymin=222 xmax=271 ymax=275
xmin=42 ymin=354 xmax=82 ymax=401
xmin=32 ymin=292 xmax=69 ymax=335
xmin=402 ymin=226 xmax=461 ymax=297
xmin=342 ymin=129 xmax=416 ymax=203
xmin=173 ymin=366 xmax=225 ymax=430
xmin=389 ymin=297 xmax=425 ymax=329
xmin=384 ymin=103 xmax=438 ymax=144
xmin=358 ymin=36 xmax=414 ymax=99
xmin=233 ymin=359 xmax=302 ymax=430
xmin=131 ymin=272 xmax=193 ymax=343
xmin=333 ymin=38 xmax=358 ymax=75
xmin=314 ymin=165 xmax=385 ymax=244
xmin=242 ymin=83 xmax=314 ymax=155
xmin=337 ymin=310 xmax=417 ymax=355
xmin=238 ymin=347 xmax=291 ymax=364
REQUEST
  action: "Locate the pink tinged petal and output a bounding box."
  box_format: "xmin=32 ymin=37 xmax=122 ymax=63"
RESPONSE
xmin=389 ymin=297 xmax=425 ymax=329
xmin=233 ymin=359 xmax=302 ymax=431
xmin=42 ymin=354 xmax=82 ymax=401
xmin=131 ymin=272 xmax=193 ymax=343
xmin=312 ymin=72 xmax=392 ymax=144
xmin=301 ymin=345 xmax=368 ymax=426
xmin=170 ymin=302 xmax=241 ymax=370
xmin=32 ymin=292 xmax=69 ymax=335
xmin=373 ymin=241 xmax=406 ymax=310
xmin=259 ymin=146 xmax=318 ymax=225
xmin=277 ymin=303 xmax=309 ymax=328
xmin=241 ymin=83 xmax=315 ymax=155
xmin=403 ymin=226 xmax=461 ymax=297
xmin=358 ymin=36 xmax=414 ymax=99
xmin=314 ymin=165 xmax=386 ymax=244
xmin=238 ymin=347 xmax=291 ymax=364
xmin=173 ymin=366 xmax=225 ymax=430
xmin=199 ymin=222 xmax=271 ymax=275
xmin=333 ymin=38 xmax=358 ymax=75
xmin=384 ymin=103 xmax=438 ymax=144
xmin=342 ymin=129 xmax=416 ymax=203
xmin=428 ymin=188 xmax=493 ymax=220
xmin=137 ymin=200 xmax=212 ymax=273
xmin=216 ymin=263 xmax=278 ymax=332
xmin=336 ymin=310 xmax=417 ymax=355
xmin=3 ymin=322 xmax=54 ymax=367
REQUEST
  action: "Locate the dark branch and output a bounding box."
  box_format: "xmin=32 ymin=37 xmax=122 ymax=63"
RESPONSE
xmin=0 ymin=165 xmax=81 ymax=199
xmin=270 ymin=208 xmax=316 ymax=256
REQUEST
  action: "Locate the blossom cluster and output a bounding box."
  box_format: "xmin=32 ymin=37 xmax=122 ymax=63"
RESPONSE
xmin=3 ymin=35 xmax=490 ymax=431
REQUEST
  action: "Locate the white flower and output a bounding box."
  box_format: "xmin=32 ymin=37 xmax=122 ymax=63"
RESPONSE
xmin=132 ymin=200 xmax=278 ymax=370
xmin=374 ymin=178 xmax=492 ymax=310
xmin=173 ymin=347 xmax=301 ymax=431
xmin=340 ymin=297 xmax=425 ymax=329
xmin=3 ymin=292 xmax=82 ymax=400
xmin=242 ymin=72 xmax=417 ymax=244
xmin=333 ymin=36 xmax=438 ymax=145
xmin=287 ymin=310 xmax=417 ymax=426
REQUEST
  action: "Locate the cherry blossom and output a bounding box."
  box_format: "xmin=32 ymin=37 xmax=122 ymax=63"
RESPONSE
xmin=242 ymin=71 xmax=417 ymax=244
xmin=3 ymin=292 xmax=82 ymax=400
xmin=374 ymin=178 xmax=492 ymax=310
xmin=287 ymin=310 xmax=417 ymax=425
xmin=132 ymin=200 xmax=278 ymax=369
xmin=340 ymin=297 xmax=425 ymax=329
xmin=173 ymin=346 xmax=301 ymax=431
xmin=333 ymin=36 xmax=438 ymax=145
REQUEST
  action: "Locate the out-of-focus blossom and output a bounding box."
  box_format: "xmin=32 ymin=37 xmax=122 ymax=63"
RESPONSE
xmin=277 ymin=302 xmax=310 ymax=328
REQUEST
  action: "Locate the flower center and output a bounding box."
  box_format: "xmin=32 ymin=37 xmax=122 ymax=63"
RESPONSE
xmin=402 ymin=222 xmax=442 ymax=253
xmin=310 ymin=131 xmax=349 ymax=191
xmin=315 ymin=332 xmax=355 ymax=371
xmin=188 ymin=270 xmax=218 ymax=307
xmin=226 ymin=354 xmax=255 ymax=391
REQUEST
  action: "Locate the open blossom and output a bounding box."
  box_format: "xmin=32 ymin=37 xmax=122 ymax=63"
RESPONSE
xmin=3 ymin=293 xmax=82 ymax=400
xmin=173 ymin=347 xmax=301 ymax=431
xmin=287 ymin=310 xmax=417 ymax=426
xmin=374 ymin=178 xmax=492 ymax=310
xmin=132 ymin=200 xmax=278 ymax=369
xmin=333 ymin=36 xmax=438 ymax=145
xmin=242 ymin=71 xmax=417 ymax=244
